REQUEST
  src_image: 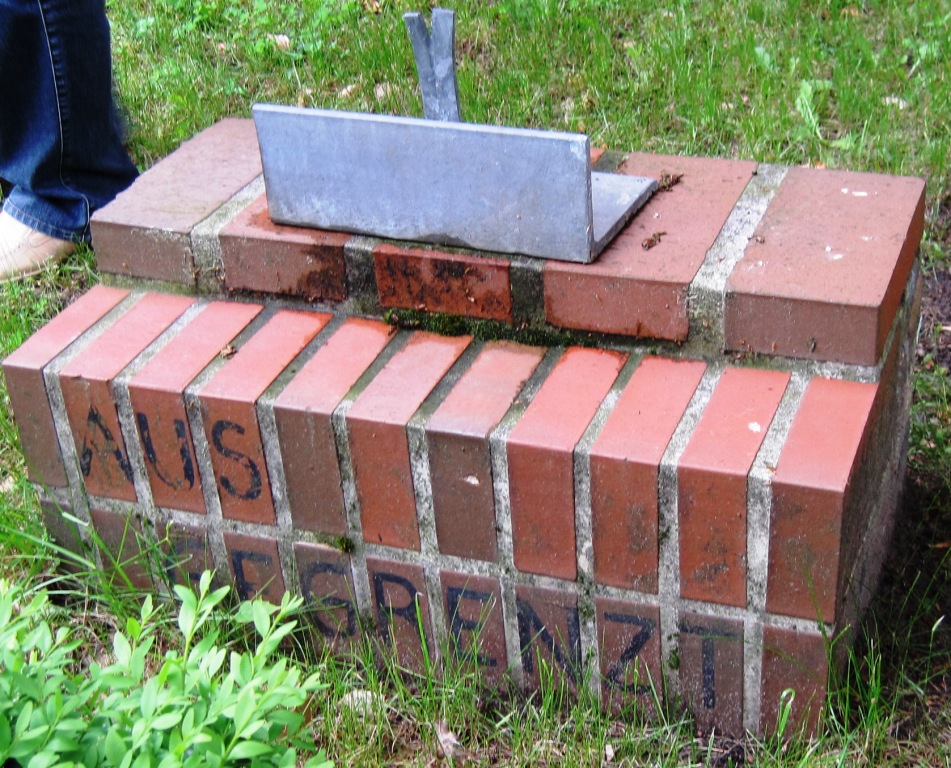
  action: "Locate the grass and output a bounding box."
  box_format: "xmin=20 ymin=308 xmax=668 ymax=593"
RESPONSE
xmin=1 ymin=0 xmax=950 ymax=764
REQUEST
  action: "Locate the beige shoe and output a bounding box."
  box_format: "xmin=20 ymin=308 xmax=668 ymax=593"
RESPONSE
xmin=0 ymin=211 xmax=76 ymax=282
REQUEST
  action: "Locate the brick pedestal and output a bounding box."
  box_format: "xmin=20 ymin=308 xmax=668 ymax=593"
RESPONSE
xmin=3 ymin=119 xmax=924 ymax=737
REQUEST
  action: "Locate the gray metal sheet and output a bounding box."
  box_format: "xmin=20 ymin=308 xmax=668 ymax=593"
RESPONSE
xmin=591 ymin=172 xmax=657 ymax=254
xmin=253 ymin=104 xmax=654 ymax=263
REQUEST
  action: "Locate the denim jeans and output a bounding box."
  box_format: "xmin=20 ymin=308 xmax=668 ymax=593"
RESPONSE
xmin=0 ymin=0 xmax=138 ymax=242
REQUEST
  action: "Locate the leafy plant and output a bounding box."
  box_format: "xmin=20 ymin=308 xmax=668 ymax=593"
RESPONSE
xmin=0 ymin=572 xmax=333 ymax=768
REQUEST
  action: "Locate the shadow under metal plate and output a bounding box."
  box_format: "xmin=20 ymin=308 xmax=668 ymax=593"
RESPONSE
xmin=253 ymin=104 xmax=655 ymax=264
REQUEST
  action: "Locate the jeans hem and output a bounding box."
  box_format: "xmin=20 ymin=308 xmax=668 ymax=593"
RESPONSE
xmin=2 ymin=199 xmax=85 ymax=243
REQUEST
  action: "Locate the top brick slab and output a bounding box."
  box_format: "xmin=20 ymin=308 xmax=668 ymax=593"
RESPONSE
xmin=545 ymin=154 xmax=758 ymax=340
xmin=87 ymin=119 xmax=925 ymax=369
xmin=725 ymin=167 xmax=925 ymax=366
xmin=92 ymin=119 xmax=262 ymax=285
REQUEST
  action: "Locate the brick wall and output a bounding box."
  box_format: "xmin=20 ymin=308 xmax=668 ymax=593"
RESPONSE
xmin=2 ymin=119 xmax=926 ymax=737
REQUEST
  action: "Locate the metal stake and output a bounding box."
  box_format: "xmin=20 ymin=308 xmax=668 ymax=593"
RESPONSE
xmin=404 ymin=9 xmax=462 ymax=122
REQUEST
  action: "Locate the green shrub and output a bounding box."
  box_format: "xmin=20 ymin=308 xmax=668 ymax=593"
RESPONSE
xmin=0 ymin=572 xmax=332 ymax=768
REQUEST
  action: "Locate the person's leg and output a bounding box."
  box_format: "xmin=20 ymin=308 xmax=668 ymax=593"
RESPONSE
xmin=0 ymin=0 xmax=138 ymax=278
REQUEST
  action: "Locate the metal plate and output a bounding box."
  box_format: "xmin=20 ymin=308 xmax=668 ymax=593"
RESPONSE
xmin=254 ymin=104 xmax=655 ymax=263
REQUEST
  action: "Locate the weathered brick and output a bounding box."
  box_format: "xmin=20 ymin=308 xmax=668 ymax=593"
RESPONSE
xmin=760 ymin=625 xmax=828 ymax=736
xmin=590 ymin=357 xmax=706 ymax=591
xmin=60 ymin=293 xmax=195 ymax=501
xmin=199 ymin=310 xmax=327 ymax=524
xmin=515 ymin=584 xmax=581 ymax=689
xmin=678 ymin=368 xmax=789 ymax=606
xmin=366 ymin=557 xmax=433 ymax=673
xmin=161 ymin=521 xmax=213 ymax=589
xmin=440 ymin=571 xmax=507 ymax=684
xmin=545 ymin=155 xmax=757 ymax=339
xmin=129 ymin=301 xmax=262 ymax=513
xmin=725 ymin=168 xmax=925 ymax=365
xmin=274 ymin=318 xmax=393 ymax=536
xmin=3 ymin=285 xmax=128 ymax=487
xmin=678 ymin=613 xmax=745 ymax=736
xmin=374 ymin=243 xmax=513 ymax=321
xmin=219 ymin=194 xmax=350 ymax=302
xmin=597 ymin=597 xmax=662 ymax=711
xmin=39 ymin=500 xmax=86 ymax=567
xmin=766 ymin=377 xmax=878 ymax=622
xmin=348 ymin=332 xmax=471 ymax=549
xmin=295 ymin=542 xmax=359 ymax=650
xmin=223 ymin=531 xmax=285 ymax=603
xmin=508 ymin=348 xmax=626 ymax=580
xmin=92 ymin=119 xmax=263 ymax=283
xmin=426 ymin=342 xmax=545 ymax=561
xmin=89 ymin=506 xmax=153 ymax=590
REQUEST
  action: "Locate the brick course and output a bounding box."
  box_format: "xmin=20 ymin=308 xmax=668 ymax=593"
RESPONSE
xmin=9 ymin=276 xmax=917 ymax=735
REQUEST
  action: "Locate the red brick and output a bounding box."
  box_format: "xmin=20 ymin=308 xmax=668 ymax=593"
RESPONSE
xmin=223 ymin=531 xmax=285 ymax=603
xmin=597 ymin=597 xmax=662 ymax=711
xmin=426 ymin=342 xmax=545 ymax=561
xmin=545 ymin=155 xmax=757 ymax=339
xmin=348 ymin=332 xmax=471 ymax=549
xmin=161 ymin=521 xmax=213 ymax=589
xmin=366 ymin=558 xmax=433 ymax=673
xmin=219 ymin=194 xmax=350 ymax=301
xmin=766 ymin=377 xmax=878 ymax=622
xmin=199 ymin=310 xmax=327 ymax=524
xmin=374 ymin=243 xmax=513 ymax=322
xmin=39 ymin=500 xmax=85 ymax=567
xmin=725 ymin=168 xmax=925 ymax=365
xmin=92 ymin=119 xmax=262 ymax=283
xmin=128 ymin=301 xmax=263 ymax=513
xmin=678 ymin=368 xmax=789 ymax=606
xmin=3 ymin=286 xmax=128 ymax=487
xmin=507 ymin=348 xmax=626 ymax=579
xmin=295 ymin=543 xmax=359 ymax=650
xmin=515 ymin=584 xmax=581 ymax=689
xmin=760 ymin=625 xmax=828 ymax=736
xmin=275 ymin=318 xmax=393 ymax=535
xmin=89 ymin=506 xmax=153 ymax=591
xmin=678 ymin=613 xmax=745 ymax=736
xmin=441 ymin=571 xmax=506 ymax=684
xmin=590 ymin=358 xmax=706 ymax=591
xmin=60 ymin=293 xmax=195 ymax=501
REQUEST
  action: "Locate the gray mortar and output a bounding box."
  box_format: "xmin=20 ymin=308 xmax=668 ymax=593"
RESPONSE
xmin=488 ymin=347 xmax=563 ymax=684
xmin=742 ymin=371 xmax=808 ymax=733
xmin=686 ymin=164 xmax=788 ymax=354
xmin=573 ymin=352 xmax=644 ymax=698
xmin=329 ymin=329 xmax=411 ymax=628
xmin=406 ymin=340 xmax=484 ymax=656
xmin=255 ymin=315 xmax=347 ymax=597
xmin=656 ymin=364 xmax=722 ymax=698
xmin=343 ymin=236 xmax=383 ymax=316
xmin=191 ymin=175 xmax=266 ymax=295
xmin=509 ymin=255 xmax=546 ymax=328
xmin=179 ymin=307 xmax=277 ymax=585
xmin=111 ymin=301 xmax=207 ymax=522
xmin=99 ymin=273 xmax=208 ymax=297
